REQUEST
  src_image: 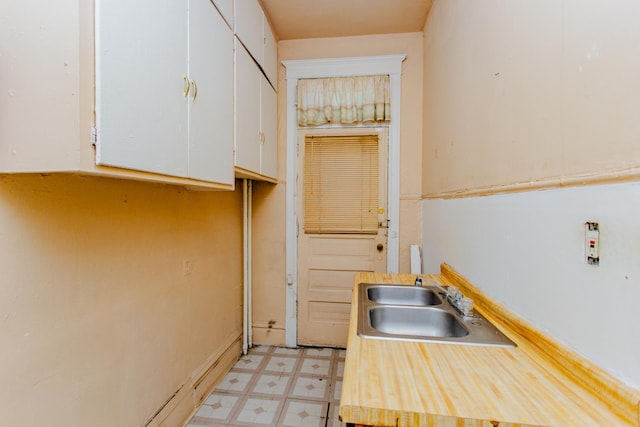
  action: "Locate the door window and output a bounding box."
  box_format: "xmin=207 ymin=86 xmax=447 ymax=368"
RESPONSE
xmin=303 ymin=134 xmax=379 ymax=234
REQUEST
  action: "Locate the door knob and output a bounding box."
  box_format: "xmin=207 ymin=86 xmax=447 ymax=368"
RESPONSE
xmin=376 ymin=243 xmax=384 ymax=252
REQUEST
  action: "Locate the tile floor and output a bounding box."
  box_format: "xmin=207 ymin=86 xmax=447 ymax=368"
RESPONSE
xmin=186 ymin=345 xmax=346 ymax=427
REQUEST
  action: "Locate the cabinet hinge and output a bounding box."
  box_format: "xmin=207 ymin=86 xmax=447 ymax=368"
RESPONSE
xmin=90 ymin=126 xmax=97 ymax=147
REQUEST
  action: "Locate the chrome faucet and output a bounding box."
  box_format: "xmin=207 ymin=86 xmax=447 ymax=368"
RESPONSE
xmin=421 ymin=276 xmax=448 ymax=297
xmin=446 ymin=288 xmax=474 ymax=317
xmin=422 ymin=277 xmax=474 ymax=317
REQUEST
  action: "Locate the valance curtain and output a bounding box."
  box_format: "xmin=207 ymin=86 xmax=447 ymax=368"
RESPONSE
xmin=297 ymin=75 xmax=390 ymax=126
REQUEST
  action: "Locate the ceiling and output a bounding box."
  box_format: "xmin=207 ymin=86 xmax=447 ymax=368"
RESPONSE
xmin=260 ymin=0 xmax=434 ymax=41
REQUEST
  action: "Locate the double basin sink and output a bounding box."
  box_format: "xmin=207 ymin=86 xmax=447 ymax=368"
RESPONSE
xmin=357 ymin=281 xmax=516 ymax=347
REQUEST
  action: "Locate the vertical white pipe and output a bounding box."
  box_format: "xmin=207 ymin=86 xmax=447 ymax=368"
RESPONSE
xmin=247 ymin=181 xmax=253 ymax=348
xmin=284 ymin=73 xmax=298 ymax=347
xmin=242 ymin=179 xmax=248 ymax=355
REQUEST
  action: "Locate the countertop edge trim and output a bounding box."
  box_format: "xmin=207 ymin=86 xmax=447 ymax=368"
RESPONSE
xmin=340 ymin=405 xmax=546 ymax=427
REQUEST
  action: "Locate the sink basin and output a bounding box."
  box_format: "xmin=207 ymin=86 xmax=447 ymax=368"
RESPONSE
xmin=369 ymin=306 xmax=468 ymax=338
xmin=366 ymin=284 xmax=442 ymax=306
xmin=357 ymin=282 xmax=516 ymax=347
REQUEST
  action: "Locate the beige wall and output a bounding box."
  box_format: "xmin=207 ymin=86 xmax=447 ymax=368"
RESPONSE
xmin=252 ymin=32 xmax=424 ymax=345
xmin=0 ymin=174 xmax=243 ymax=426
xmin=421 ymin=0 xmax=640 ymax=389
xmin=423 ymin=0 xmax=640 ymax=195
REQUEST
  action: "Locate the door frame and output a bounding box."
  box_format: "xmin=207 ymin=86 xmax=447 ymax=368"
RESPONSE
xmin=282 ymin=55 xmax=406 ymax=347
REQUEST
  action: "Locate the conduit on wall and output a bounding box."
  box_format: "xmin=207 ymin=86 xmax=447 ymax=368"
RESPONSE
xmin=242 ymin=179 xmax=253 ymax=354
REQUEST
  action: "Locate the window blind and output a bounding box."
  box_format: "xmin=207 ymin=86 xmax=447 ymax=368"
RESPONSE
xmin=304 ymin=134 xmax=379 ymax=234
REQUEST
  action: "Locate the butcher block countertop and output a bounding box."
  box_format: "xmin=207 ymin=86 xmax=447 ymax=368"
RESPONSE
xmin=339 ymin=269 xmax=640 ymax=427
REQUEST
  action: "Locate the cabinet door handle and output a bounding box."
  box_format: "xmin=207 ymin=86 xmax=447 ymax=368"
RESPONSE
xmin=191 ymin=80 xmax=198 ymax=101
xmin=183 ymin=75 xmax=190 ymax=97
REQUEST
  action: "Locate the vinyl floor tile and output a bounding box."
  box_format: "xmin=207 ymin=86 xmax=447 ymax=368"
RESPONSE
xmin=216 ymin=372 xmax=255 ymax=393
xmin=251 ymin=373 xmax=292 ymax=396
xmin=232 ymin=397 xmax=283 ymax=426
xmin=278 ymin=399 xmax=328 ymax=427
xmin=236 ymin=354 xmax=265 ymax=371
xmin=290 ymin=376 xmax=329 ymax=401
xmin=300 ymin=358 xmax=332 ymax=376
xmin=185 ymin=345 xmax=346 ymax=427
xmin=264 ymin=356 xmax=298 ymax=374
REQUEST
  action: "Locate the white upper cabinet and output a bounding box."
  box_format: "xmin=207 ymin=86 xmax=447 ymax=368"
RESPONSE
xmin=233 ymin=1 xmax=278 ymax=182
xmin=235 ymin=0 xmax=277 ymax=88
xmin=260 ymin=78 xmax=277 ymax=179
xmin=95 ymin=0 xmax=234 ymax=185
xmin=235 ymin=43 xmax=262 ymax=175
xmin=263 ymin=19 xmax=278 ymax=87
xmin=2 ymin=0 xmax=267 ymax=189
xmin=187 ymin=0 xmax=234 ymax=184
xmin=212 ymin=0 xmax=234 ymax=29
xmin=235 ymin=0 xmax=264 ymax=63
xmin=235 ymin=43 xmax=277 ymax=181
xmin=96 ymin=0 xmax=189 ymax=178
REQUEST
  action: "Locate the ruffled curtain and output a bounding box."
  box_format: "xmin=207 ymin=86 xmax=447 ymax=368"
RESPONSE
xmin=297 ymin=75 xmax=390 ymax=126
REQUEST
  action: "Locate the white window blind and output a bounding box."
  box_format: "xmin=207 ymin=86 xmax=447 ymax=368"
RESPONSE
xmin=304 ymin=134 xmax=379 ymax=234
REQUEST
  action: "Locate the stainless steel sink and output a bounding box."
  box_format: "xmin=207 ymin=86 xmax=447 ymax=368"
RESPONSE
xmin=366 ymin=284 xmax=442 ymax=306
xmin=357 ymin=283 xmax=516 ymax=347
xmin=369 ymin=306 xmax=468 ymax=338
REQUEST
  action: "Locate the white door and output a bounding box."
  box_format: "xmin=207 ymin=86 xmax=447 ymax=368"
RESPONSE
xmin=297 ymin=128 xmax=388 ymax=347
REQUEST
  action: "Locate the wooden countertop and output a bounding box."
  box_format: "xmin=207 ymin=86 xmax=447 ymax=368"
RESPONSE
xmin=339 ymin=272 xmax=640 ymax=427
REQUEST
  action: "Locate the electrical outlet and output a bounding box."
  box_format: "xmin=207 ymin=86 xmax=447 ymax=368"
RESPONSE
xmin=585 ymin=222 xmax=600 ymax=266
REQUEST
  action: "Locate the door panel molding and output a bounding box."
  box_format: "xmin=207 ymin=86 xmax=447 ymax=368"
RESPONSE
xmin=282 ymin=55 xmax=406 ymax=347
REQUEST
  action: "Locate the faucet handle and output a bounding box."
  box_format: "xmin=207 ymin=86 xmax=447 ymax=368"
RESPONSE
xmin=460 ymin=297 xmax=474 ymax=316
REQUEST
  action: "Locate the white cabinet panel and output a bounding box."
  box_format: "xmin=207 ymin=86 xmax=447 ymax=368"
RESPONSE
xmin=96 ymin=0 xmax=188 ymax=177
xmin=188 ymin=0 xmax=234 ymax=184
xmin=234 ymin=0 xmax=277 ymax=88
xmin=235 ymin=42 xmax=277 ymax=181
xmin=212 ymin=0 xmax=233 ymax=28
xmin=235 ymin=0 xmax=264 ymax=64
xmin=260 ymin=80 xmax=277 ymax=179
xmin=235 ymin=43 xmax=261 ymax=174
xmin=2 ymin=0 xmax=235 ymax=188
xmin=263 ymin=18 xmax=278 ymax=87
xmin=96 ymin=0 xmax=234 ymax=185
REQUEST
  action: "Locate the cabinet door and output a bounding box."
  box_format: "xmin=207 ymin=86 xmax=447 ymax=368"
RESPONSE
xmin=95 ymin=0 xmax=188 ymax=177
xmin=188 ymin=0 xmax=234 ymax=184
xmin=263 ymin=18 xmax=278 ymax=87
xmin=260 ymin=79 xmax=277 ymax=179
xmin=235 ymin=43 xmax=261 ymax=174
xmin=212 ymin=0 xmax=233 ymax=28
xmin=235 ymin=0 xmax=264 ymax=65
